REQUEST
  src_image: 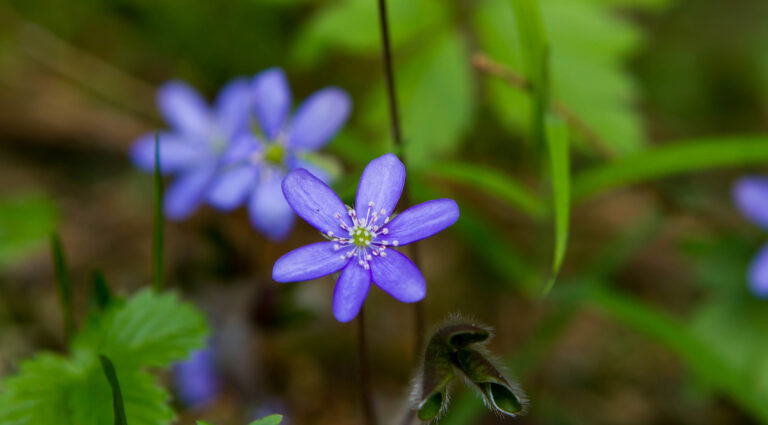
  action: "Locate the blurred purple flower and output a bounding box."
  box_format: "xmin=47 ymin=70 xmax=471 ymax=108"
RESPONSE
xmin=733 ymin=176 xmax=768 ymax=297
xmin=207 ymin=67 xmax=352 ymax=241
xmin=272 ymin=154 xmax=459 ymax=322
xmin=131 ymin=79 xmax=251 ymax=220
xmin=173 ymin=347 xmax=221 ymax=409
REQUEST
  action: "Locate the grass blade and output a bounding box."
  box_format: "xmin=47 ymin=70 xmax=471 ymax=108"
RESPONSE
xmin=50 ymin=233 xmax=74 ymax=340
xmin=543 ymin=114 xmax=570 ymax=293
xmin=427 ymin=161 xmax=546 ymax=219
xmin=99 ymin=355 xmax=128 ymax=425
xmin=573 ymin=136 xmax=768 ymax=202
xmin=90 ymin=269 xmax=113 ymax=311
xmin=152 ymin=132 xmax=164 ymax=292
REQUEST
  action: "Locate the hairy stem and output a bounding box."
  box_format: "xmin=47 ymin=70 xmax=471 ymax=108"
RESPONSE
xmin=358 ymin=307 xmax=378 ymax=425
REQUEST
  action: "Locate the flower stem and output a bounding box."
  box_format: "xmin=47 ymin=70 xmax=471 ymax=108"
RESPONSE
xmin=357 ymin=306 xmax=378 ymax=425
xmin=375 ymin=0 xmax=425 ymax=366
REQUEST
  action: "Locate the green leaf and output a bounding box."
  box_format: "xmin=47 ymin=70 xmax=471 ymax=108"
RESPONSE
xmin=572 ymin=136 xmax=768 ymax=201
xmin=73 ymin=289 xmax=208 ymax=369
xmin=475 ymin=0 xmax=648 ymax=155
xmin=153 ymin=132 xmax=164 ymax=293
xmin=426 ymin=162 xmax=546 ymax=219
xmin=50 ymin=233 xmax=74 ymax=340
xmin=98 ymin=356 xmax=128 ymax=425
xmin=544 ymin=115 xmax=570 ymax=293
xmin=249 ymin=415 xmax=284 ymax=425
xmin=89 ymin=269 xmax=113 ymax=312
xmin=364 ymin=29 xmax=474 ymax=167
xmin=0 ymin=193 xmax=58 ymax=267
xmin=291 ymin=0 xmax=449 ymax=66
xmin=0 ymin=354 xmax=76 ymax=425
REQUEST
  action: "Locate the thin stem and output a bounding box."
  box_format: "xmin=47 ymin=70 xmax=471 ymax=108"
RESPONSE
xmin=152 ymin=133 xmax=164 ymax=292
xmin=357 ymin=307 xmax=377 ymax=425
xmin=376 ymin=0 xmax=425 ymax=367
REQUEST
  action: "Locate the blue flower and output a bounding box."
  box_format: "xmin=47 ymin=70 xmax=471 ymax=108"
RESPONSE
xmin=173 ymin=347 xmax=221 ymax=409
xmin=272 ymin=154 xmax=460 ymax=322
xmin=131 ymin=78 xmax=251 ymax=220
xmin=207 ymin=67 xmax=352 ymax=241
xmin=733 ymin=176 xmax=768 ymax=298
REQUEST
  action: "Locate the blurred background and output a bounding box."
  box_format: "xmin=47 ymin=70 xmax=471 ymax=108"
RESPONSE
xmin=2 ymin=0 xmax=768 ymax=424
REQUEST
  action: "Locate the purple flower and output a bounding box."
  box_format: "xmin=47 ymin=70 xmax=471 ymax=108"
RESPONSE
xmin=131 ymin=78 xmax=251 ymax=220
xmin=173 ymin=347 xmax=221 ymax=409
xmin=733 ymin=176 xmax=768 ymax=297
xmin=272 ymin=154 xmax=459 ymax=322
xmin=207 ymin=67 xmax=352 ymax=241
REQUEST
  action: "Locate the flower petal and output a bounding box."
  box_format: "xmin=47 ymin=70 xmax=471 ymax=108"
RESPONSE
xmin=248 ymin=170 xmax=296 ymax=241
xmin=288 ymin=87 xmax=351 ymax=151
xmin=221 ymin=133 xmax=262 ymax=165
xmin=273 ymin=241 xmax=350 ymax=282
xmin=157 ymin=80 xmax=212 ymax=138
xmin=252 ymin=67 xmax=292 ymax=140
xmin=333 ymin=263 xmax=371 ymax=322
xmin=214 ymin=77 xmax=251 ymax=138
xmin=355 ymin=153 xmax=405 ymax=217
xmin=749 ymin=243 xmax=768 ymax=298
xmin=173 ymin=347 xmax=220 ymax=408
xmin=207 ymin=165 xmax=257 ymax=211
xmin=384 ymin=199 xmax=459 ymax=246
xmin=371 ymin=249 xmax=425 ymax=303
xmin=734 ymin=177 xmax=768 ymax=229
xmin=288 ymin=157 xmax=331 ymax=184
xmin=164 ymin=163 xmax=217 ymax=220
xmin=130 ymin=132 xmax=207 ymax=174
xmin=282 ymin=168 xmax=352 ymax=234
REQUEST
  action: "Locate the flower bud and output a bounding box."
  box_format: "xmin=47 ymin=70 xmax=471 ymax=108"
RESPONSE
xmin=455 ymin=349 xmax=527 ymax=416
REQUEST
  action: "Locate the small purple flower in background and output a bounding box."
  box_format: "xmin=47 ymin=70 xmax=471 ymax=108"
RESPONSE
xmin=272 ymin=154 xmax=459 ymax=322
xmin=207 ymin=67 xmax=351 ymax=241
xmin=733 ymin=176 xmax=768 ymax=298
xmin=131 ymin=79 xmax=251 ymax=220
xmin=173 ymin=346 xmax=222 ymax=409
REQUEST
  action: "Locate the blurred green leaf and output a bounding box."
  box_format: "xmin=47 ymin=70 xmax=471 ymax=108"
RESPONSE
xmin=50 ymin=233 xmax=74 ymax=340
xmin=573 ymin=136 xmax=768 ymax=201
xmin=0 ymin=193 xmax=57 ymax=267
xmin=365 ymin=29 xmax=474 ymax=166
xmin=544 ymin=115 xmax=570 ymax=292
xmin=291 ymin=0 xmax=449 ymax=66
xmin=475 ymin=0 xmax=647 ymax=155
xmin=426 ymin=162 xmax=545 ymax=219
xmin=195 ymin=415 xmax=283 ymax=425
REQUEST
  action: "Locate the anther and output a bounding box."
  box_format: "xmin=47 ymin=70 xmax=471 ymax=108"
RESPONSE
xmin=381 ymin=228 xmax=389 ymax=235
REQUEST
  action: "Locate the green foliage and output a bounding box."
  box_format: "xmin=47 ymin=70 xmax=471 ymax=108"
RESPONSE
xmin=0 ymin=289 xmax=208 ymax=425
xmin=0 ymin=193 xmax=57 ymax=268
xmin=50 ymin=234 xmax=74 ymax=339
xmin=98 ymin=356 xmax=129 ymax=425
xmin=196 ymin=414 xmax=283 ymax=425
xmin=544 ymin=115 xmax=570 ymax=292
xmin=474 ymin=0 xmax=651 ymax=155
xmin=572 ymin=136 xmax=768 ymax=201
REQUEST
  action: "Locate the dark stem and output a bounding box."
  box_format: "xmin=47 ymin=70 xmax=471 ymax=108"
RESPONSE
xmin=357 ymin=307 xmax=378 ymax=425
xmin=376 ymin=2 xmax=424 ymax=423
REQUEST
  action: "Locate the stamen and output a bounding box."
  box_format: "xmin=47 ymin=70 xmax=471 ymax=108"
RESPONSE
xmin=381 ymin=228 xmax=388 ymax=235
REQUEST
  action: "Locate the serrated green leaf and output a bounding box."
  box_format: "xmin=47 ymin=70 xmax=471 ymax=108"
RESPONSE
xmin=544 ymin=115 xmax=570 ymax=293
xmin=475 ymin=0 xmax=647 ymax=155
xmin=0 ymin=354 xmax=76 ymax=425
xmin=365 ymin=29 xmax=474 ymax=167
xmin=73 ymin=289 xmax=208 ymax=369
xmin=0 ymin=193 xmax=58 ymax=268
xmin=572 ymin=136 xmax=768 ymax=201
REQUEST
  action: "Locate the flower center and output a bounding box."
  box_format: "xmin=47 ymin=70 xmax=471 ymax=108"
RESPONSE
xmin=264 ymin=143 xmax=285 ymax=165
xmin=326 ymin=201 xmax=400 ymax=270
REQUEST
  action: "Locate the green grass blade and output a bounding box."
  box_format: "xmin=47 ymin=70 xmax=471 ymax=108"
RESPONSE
xmin=90 ymin=269 xmax=113 ymax=311
xmin=50 ymin=233 xmax=74 ymax=340
xmin=152 ymin=132 xmax=164 ymax=292
xmin=427 ymin=161 xmax=546 ymax=219
xmin=99 ymin=355 xmax=129 ymax=425
xmin=573 ymin=136 xmax=768 ymax=202
xmin=543 ymin=115 xmax=570 ymax=293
